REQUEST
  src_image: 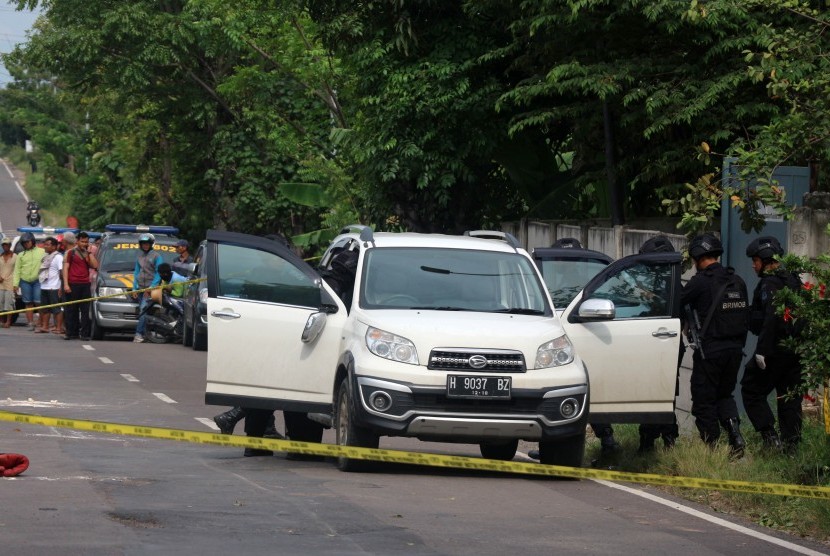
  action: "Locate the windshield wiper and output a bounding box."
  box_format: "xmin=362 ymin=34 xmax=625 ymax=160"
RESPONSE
xmin=492 ymin=308 xmax=545 ymax=315
xmin=411 ymin=306 xmax=466 ymax=311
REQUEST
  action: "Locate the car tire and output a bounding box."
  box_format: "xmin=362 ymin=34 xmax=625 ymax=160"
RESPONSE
xmin=192 ymin=323 xmax=207 ymax=351
xmin=538 ymin=433 xmax=586 ymax=469
xmin=479 ymin=439 xmax=519 ymax=461
xmin=183 ymin=313 xmax=193 ymax=347
xmin=335 ymin=379 xmax=379 ymax=472
xmin=90 ymin=318 xmax=105 ymax=341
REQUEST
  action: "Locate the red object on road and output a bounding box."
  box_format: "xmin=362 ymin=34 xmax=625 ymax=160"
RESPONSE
xmin=66 ymin=215 xmax=80 ymax=229
xmin=0 ymin=453 xmax=30 ymax=477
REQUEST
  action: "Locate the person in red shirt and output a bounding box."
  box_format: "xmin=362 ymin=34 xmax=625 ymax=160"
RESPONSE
xmin=61 ymin=232 xmax=99 ymax=340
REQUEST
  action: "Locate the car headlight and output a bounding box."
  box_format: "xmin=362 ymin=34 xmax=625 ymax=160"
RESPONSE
xmin=535 ymin=335 xmax=574 ymax=368
xmin=366 ymin=326 xmax=419 ymax=365
xmin=98 ymin=286 xmax=127 ymax=300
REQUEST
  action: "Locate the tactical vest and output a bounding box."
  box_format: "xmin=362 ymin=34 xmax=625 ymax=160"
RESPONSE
xmin=704 ymin=267 xmax=749 ymax=342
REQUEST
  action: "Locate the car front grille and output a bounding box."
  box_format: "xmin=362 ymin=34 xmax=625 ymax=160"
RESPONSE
xmin=427 ymin=349 xmax=526 ymax=372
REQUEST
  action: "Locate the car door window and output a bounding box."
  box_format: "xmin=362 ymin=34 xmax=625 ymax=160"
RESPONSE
xmin=216 ymin=243 xmax=319 ymax=307
xmin=589 ymin=262 xmax=672 ymax=319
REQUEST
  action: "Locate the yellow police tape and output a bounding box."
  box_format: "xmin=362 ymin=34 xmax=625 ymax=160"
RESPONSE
xmin=1 ymin=409 xmax=828 ymax=499
xmin=0 ymin=278 xmax=205 ymax=317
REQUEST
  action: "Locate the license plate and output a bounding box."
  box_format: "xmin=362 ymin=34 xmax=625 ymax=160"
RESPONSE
xmin=447 ymin=375 xmax=511 ymax=399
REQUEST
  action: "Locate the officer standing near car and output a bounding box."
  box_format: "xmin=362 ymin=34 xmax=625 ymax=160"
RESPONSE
xmin=681 ymin=233 xmax=749 ymax=457
xmin=637 ymin=235 xmax=681 ymax=452
xmin=740 ymin=236 xmax=804 ymax=453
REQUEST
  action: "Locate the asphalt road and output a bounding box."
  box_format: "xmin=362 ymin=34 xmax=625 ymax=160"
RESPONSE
xmin=2 ymin=325 xmax=828 ymax=556
xmin=0 ymin=158 xmax=30 ymax=236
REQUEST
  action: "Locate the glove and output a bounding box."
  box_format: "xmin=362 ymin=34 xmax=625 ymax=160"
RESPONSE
xmin=755 ymin=354 xmax=767 ymax=370
xmin=0 ymin=453 xmax=30 ymax=477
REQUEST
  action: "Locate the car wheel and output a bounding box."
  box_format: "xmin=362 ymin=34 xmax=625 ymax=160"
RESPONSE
xmin=145 ymin=329 xmax=168 ymax=344
xmin=192 ymin=323 xmax=207 ymax=351
xmin=90 ymin=318 xmax=105 ymax=341
xmin=538 ymin=433 xmax=586 ymax=468
xmin=479 ymin=439 xmax=519 ymax=461
xmin=183 ymin=312 xmax=193 ymax=347
xmin=335 ymin=379 xmax=379 ymax=472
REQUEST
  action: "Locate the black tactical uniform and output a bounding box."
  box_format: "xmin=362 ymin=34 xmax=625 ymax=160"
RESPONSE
xmin=681 ymin=234 xmax=749 ymax=454
xmin=740 ymin=236 xmax=803 ymax=452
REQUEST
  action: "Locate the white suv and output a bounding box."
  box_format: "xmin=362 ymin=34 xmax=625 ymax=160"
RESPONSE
xmin=204 ymin=228 xmax=681 ymax=471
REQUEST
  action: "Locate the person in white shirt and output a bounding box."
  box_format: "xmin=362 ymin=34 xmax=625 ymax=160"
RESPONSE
xmin=36 ymin=237 xmax=64 ymax=334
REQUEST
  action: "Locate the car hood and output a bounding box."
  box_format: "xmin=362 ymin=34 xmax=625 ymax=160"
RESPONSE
xmin=354 ymin=308 xmax=566 ymax=357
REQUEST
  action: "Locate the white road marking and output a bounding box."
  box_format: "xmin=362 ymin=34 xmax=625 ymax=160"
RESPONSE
xmin=1 ymin=398 xmax=102 ymax=408
xmin=6 ymin=373 xmax=49 ymax=377
xmin=196 ymin=417 xmax=220 ymax=431
xmin=5 ymin=476 xmax=136 ymax=482
xmin=153 ymin=392 xmax=177 ymax=404
xmin=13 ymin=180 xmax=28 ymax=201
xmin=593 ymin=479 xmax=827 ymax=556
xmin=82 ymin=345 xmax=95 ymax=351
xmin=98 ymin=357 xmax=114 ymax=364
xmin=120 ymin=373 xmax=140 ymax=382
xmin=2 ymin=159 xmax=14 ymax=178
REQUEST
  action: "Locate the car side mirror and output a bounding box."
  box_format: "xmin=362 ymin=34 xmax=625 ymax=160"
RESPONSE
xmin=173 ymin=261 xmax=196 ymax=276
xmin=578 ymin=298 xmax=615 ymax=320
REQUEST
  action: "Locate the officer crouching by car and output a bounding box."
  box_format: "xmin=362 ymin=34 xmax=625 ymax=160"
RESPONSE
xmin=740 ymin=236 xmax=804 ymax=454
xmin=681 ymin=234 xmax=749 ymax=458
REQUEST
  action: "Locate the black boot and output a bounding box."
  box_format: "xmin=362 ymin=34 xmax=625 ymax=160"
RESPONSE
xmin=725 ymin=418 xmax=745 ymax=459
xmin=761 ymin=429 xmax=783 ymax=453
xmin=263 ymin=414 xmax=284 ymax=439
xmin=214 ymin=407 xmax=246 ymax=435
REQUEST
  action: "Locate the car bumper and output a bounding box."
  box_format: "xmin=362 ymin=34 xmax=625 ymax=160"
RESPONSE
xmin=352 ymin=375 xmax=588 ymax=442
xmin=93 ymin=299 xmax=139 ymax=330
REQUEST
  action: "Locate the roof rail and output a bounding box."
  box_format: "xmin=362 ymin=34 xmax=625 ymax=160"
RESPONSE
xmin=339 ymin=224 xmax=369 ymax=235
xmin=464 ymin=230 xmax=520 ymax=249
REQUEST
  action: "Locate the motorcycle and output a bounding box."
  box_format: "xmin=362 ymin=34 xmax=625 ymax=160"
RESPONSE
xmin=28 ymin=209 xmax=41 ymax=226
xmin=139 ymin=288 xmax=184 ymax=344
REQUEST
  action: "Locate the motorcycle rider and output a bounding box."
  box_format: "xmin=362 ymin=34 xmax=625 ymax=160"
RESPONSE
xmin=26 ymin=200 xmax=40 ymax=226
xmin=131 ymin=233 xmax=162 ymax=343
xmin=740 ymin=236 xmax=804 ymax=453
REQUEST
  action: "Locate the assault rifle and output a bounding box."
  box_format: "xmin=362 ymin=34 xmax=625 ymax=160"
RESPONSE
xmin=683 ymin=304 xmax=706 ymax=360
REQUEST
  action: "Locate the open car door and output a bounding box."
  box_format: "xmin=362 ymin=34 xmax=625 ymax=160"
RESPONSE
xmin=205 ymin=230 xmax=346 ymax=413
xmin=561 ymin=252 xmax=682 ymax=423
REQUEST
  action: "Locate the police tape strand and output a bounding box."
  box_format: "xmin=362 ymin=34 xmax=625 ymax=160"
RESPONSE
xmin=0 ymin=278 xmax=206 ymax=317
xmin=1 ymin=410 xmax=828 ymax=499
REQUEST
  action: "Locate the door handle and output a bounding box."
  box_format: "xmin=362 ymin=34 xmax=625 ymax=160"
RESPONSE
xmin=652 ymin=329 xmax=678 ymax=338
xmin=211 ymin=310 xmax=241 ymax=319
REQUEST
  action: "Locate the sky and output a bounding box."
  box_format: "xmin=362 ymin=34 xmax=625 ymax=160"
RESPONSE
xmin=0 ymin=2 xmax=42 ymax=87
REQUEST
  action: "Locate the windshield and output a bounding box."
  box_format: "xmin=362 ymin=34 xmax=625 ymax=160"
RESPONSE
xmin=100 ymin=242 xmax=179 ymax=272
xmin=360 ymin=248 xmax=550 ymax=315
xmin=538 ymin=258 xmax=609 ymax=307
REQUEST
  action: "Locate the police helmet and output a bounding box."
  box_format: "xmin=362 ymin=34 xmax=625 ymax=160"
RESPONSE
xmin=138 ymin=233 xmax=155 ymax=245
xmin=551 ymin=237 xmax=582 ymax=249
xmin=639 ymin=235 xmax=674 ymax=254
xmin=688 ymin=233 xmax=723 ymax=260
xmin=20 ymin=232 xmax=36 ymax=244
xmin=746 ymin=236 xmax=783 ymax=261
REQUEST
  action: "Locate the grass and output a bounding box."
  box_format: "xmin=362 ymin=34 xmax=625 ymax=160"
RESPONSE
xmin=586 ymin=412 xmax=830 ymax=544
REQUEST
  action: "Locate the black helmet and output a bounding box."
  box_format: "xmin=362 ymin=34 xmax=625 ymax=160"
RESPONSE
xmin=639 ymin=235 xmax=674 ymax=254
xmin=746 ymin=236 xmax=783 ymax=261
xmin=688 ymin=233 xmax=723 ymax=260
xmin=20 ymin=232 xmax=36 ymax=244
xmin=552 ymin=237 xmax=582 ymax=249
